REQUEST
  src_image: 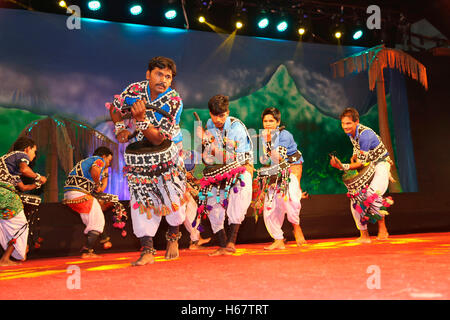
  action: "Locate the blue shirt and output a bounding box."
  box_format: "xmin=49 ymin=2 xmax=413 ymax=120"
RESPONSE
xmin=64 ymin=156 xmax=106 ymax=192
xmin=206 ymin=117 xmax=252 ymax=153
xmin=4 ymin=152 xmax=30 ymax=177
xmin=348 ymin=124 xmax=381 ymax=152
xmin=124 ymin=85 xmax=183 ymax=144
xmin=262 ymin=129 xmax=304 ymax=164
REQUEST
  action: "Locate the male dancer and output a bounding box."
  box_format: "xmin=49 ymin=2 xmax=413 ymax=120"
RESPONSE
xmin=108 ymin=56 xmax=187 ymax=266
xmin=63 ymin=147 xmax=114 ymax=258
xmin=183 ymin=152 xmax=211 ymax=250
xmin=196 ymin=94 xmax=253 ymax=256
xmin=0 ymin=137 xmax=47 ymax=266
xmin=330 ymin=108 xmax=392 ymax=243
xmin=257 ymin=107 xmax=307 ymax=249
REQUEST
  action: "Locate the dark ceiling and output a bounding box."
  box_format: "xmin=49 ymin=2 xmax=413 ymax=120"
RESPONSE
xmin=1 ymin=0 xmax=449 ymax=47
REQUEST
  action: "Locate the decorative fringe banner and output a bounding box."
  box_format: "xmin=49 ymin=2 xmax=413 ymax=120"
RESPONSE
xmin=330 ymin=44 xmax=428 ymax=91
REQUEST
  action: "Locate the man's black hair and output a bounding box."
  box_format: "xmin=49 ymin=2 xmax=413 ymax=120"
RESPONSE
xmin=13 ymin=136 xmax=36 ymax=151
xmin=208 ymin=94 xmax=229 ymax=116
xmin=93 ymin=146 xmax=113 ymax=158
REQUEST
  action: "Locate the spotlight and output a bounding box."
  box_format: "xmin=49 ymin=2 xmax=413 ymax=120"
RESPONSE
xmin=58 ymin=0 xmax=67 ymax=7
xmin=352 ymin=29 xmax=363 ymax=40
xmin=232 ymin=2 xmax=247 ymax=30
xmin=198 ymin=16 xmax=206 ymax=23
xmin=163 ymin=0 xmax=178 ymax=20
xmin=164 ymin=9 xmax=177 ymax=20
xmin=276 ymin=21 xmax=288 ymax=32
xmin=258 ymin=18 xmax=269 ymax=29
xmin=87 ymin=1 xmax=101 ymax=11
xmin=129 ymin=5 xmax=143 ymax=16
xmin=334 ymin=31 xmax=342 ymax=39
xmin=298 ymin=27 xmax=305 ymax=35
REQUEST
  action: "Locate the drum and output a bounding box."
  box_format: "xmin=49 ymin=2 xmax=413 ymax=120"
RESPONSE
xmin=196 ymin=156 xmax=250 ymax=217
xmin=19 ymin=194 xmax=42 ymax=207
xmin=256 ymin=161 xmax=290 ymax=185
xmin=124 ymin=139 xmax=186 ymax=213
xmin=93 ymin=192 xmax=128 ymax=229
xmin=124 ymin=139 xmax=179 ymax=172
xmin=19 ymin=193 xmax=43 ymax=250
xmin=251 ymin=161 xmax=291 ymax=213
xmin=342 ymin=162 xmax=376 ymax=193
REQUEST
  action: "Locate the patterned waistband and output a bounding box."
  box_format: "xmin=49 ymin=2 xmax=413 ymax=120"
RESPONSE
xmin=124 ymin=141 xmax=179 ymax=168
xmin=257 ymin=161 xmax=290 ymax=178
xmin=203 ymin=152 xmax=252 ymax=178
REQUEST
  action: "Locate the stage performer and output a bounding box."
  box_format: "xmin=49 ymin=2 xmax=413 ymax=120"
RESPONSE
xmin=63 ymin=147 xmax=116 ymax=258
xmin=195 ymin=94 xmax=253 ymax=256
xmin=0 ymin=137 xmax=47 ymax=266
xmin=330 ymin=107 xmax=392 ymax=243
xmin=108 ymin=56 xmax=187 ymax=266
xmin=183 ymin=150 xmax=211 ymax=250
xmin=253 ymin=107 xmax=307 ymax=250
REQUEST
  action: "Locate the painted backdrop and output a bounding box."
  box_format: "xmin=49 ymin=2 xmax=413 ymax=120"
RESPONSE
xmin=0 ymin=9 xmax=418 ymax=200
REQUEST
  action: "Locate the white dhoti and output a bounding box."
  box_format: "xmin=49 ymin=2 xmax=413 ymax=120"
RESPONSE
xmin=0 ymin=210 xmax=29 ymax=260
xmin=64 ymin=191 xmax=105 ymax=234
xmin=184 ymin=192 xmax=200 ymax=242
xmin=207 ymin=170 xmax=252 ymax=234
xmin=263 ymin=173 xmax=302 ymax=240
xmin=130 ymin=176 xmax=187 ymax=238
xmin=350 ymin=161 xmax=391 ymax=230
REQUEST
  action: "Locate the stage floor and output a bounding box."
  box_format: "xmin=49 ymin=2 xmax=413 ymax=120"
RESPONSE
xmin=1 ymin=232 xmax=449 ymax=300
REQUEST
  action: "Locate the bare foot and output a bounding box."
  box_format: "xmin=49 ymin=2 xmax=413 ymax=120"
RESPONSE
xmin=131 ymin=252 xmax=155 ymax=266
xmin=165 ymin=241 xmax=179 ymax=260
xmin=264 ymin=239 xmax=286 ymax=250
xmin=293 ymin=224 xmax=307 ymax=246
xmin=198 ymin=236 xmax=211 ymax=246
xmin=377 ymin=218 xmax=389 ymax=240
xmin=208 ymin=247 xmax=233 ymax=256
xmin=225 ymin=242 xmax=236 ymax=253
xmin=189 ymin=241 xmax=201 ymax=250
xmin=354 ymin=237 xmax=372 ymax=244
xmin=0 ymin=259 xmax=22 ymax=267
xmin=103 ymin=241 xmax=112 ymax=249
xmin=377 ymin=231 xmax=389 ymax=240
xmin=81 ymin=252 xmax=101 ymax=259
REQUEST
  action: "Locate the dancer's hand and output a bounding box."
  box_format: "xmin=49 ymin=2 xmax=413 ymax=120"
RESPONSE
xmin=329 ymin=156 xmax=343 ymax=169
xmin=116 ymin=130 xmax=131 ymax=143
xmin=131 ymin=99 xmax=147 ymax=122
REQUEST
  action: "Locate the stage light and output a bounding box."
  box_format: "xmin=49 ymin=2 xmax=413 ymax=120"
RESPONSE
xmin=164 ymin=9 xmax=177 ymax=20
xmin=198 ymin=16 xmax=206 ymax=23
xmin=298 ymin=27 xmax=305 ymax=35
xmin=58 ymin=1 xmax=67 ymax=7
xmin=334 ymin=31 xmax=342 ymax=39
xmin=257 ymin=18 xmax=269 ymax=29
xmin=236 ymin=21 xmax=243 ymax=29
xmin=276 ymin=21 xmax=288 ymax=32
xmin=352 ymin=29 xmax=363 ymax=40
xmin=129 ymin=5 xmax=142 ymax=16
xmin=87 ymin=1 xmax=101 ymax=11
